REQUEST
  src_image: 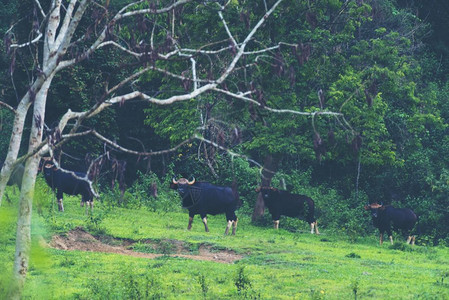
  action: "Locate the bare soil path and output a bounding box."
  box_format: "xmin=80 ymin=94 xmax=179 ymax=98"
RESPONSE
xmin=50 ymin=227 xmax=242 ymax=264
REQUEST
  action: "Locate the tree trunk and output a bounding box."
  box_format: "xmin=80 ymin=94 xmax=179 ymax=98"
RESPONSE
xmin=0 ymin=98 xmax=32 ymax=205
xmin=251 ymin=155 xmax=279 ymax=222
xmin=7 ymin=158 xmax=39 ymax=299
xmin=8 ymin=76 xmax=51 ymax=299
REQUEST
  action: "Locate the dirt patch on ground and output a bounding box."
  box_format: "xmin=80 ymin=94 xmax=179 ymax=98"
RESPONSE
xmin=50 ymin=227 xmax=242 ymax=264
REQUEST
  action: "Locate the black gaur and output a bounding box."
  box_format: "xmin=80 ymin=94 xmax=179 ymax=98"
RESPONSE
xmin=171 ymin=177 xmax=239 ymax=235
xmin=364 ymin=202 xmax=418 ymax=245
xmin=256 ymin=186 xmax=319 ymax=234
xmin=40 ymin=158 xmax=96 ymax=213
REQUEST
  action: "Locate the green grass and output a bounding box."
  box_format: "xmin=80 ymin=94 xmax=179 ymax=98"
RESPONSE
xmin=1 ymin=186 xmax=449 ymax=299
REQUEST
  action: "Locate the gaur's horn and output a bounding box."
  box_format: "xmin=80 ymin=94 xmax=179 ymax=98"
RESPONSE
xmin=188 ymin=177 xmax=195 ymax=185
xmin=172 ymin=177 xmax=178 ymax=185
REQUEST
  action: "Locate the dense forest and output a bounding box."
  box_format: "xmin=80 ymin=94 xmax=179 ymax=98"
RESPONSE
xmin=1 ymin=0 xmax=449 ymax=297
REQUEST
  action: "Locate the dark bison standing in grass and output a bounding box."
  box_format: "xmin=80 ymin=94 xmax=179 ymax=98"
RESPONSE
xmin=171 ymin=177 xmax=239 ymax=235
xmin=256 ymin=186 xmax=319 ymax=234
xmin=40 ymin=158 xmax=96 ymax=213
xmin=364 ymin=202 xmax=418 ymax=245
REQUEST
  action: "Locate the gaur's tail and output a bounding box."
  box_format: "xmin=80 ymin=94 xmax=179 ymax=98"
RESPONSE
xmin=306 ymin=197 xmax=317 ymax=224
xmin=414 ymin=214 xmax=421 ymax=237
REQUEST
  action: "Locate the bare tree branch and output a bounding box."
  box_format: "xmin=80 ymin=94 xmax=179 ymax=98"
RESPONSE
xmin=90 ymin=130 xmax=194 ymax=156
xmin=218 ymin=10 xmax=239 ymax=49
xmin=0 ymin=101 xmax=16 ymax=113
xmin=54 ymin=0 xmax=79 ymax=47
xmin=33 ymin=0 xmax=46 ymax=18
xmin=212 ymin=87 xmax=343 ymax=117
xmin=8 ymin=33 xmax=43 ymax=50
xmin=119 ymin=0 xmax=193 ymax=18
xmin=194 ymin=134 xmax=263 ymax=169
xmin=57 ymin=0 xmax=194 ymax=71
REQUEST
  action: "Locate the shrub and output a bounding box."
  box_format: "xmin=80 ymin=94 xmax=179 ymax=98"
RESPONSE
xmin=128 ymin=172 xmax=180 ymax=212
xmin=234 ymin=266 xmax=260 ymax=299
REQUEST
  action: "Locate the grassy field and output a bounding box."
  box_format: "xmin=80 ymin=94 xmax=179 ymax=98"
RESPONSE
xmin=1 ymin=185 xmax=449 ymax=299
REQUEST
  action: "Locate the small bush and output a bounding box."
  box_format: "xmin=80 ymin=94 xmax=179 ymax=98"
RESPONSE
xmin=84 ymin=210 xmax=107 ymax=235
xmin=389 ymin=242 xmax=415 ymax=252
xmin=345 ymin=252 xmax=361 ymax=259
xmin=234 ymin=266 xmax=260 ymax=299
xmin=235 ymin=266 xmax=252 ymax=296
xmin=128 ymin=172 xmax=180 ymax=212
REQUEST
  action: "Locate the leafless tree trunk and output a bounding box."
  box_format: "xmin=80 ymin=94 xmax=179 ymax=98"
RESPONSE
xmin=8 ymin=75 xmax=52 ymax=299
xmin=0 ymin=97 xmax=32 ymax=205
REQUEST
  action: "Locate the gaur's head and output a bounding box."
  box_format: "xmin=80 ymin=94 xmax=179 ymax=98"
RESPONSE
xmin=255 ymin=186 xmax=278 ymax=201
xmin=171 ymin=177 xmax=195 ymax=196
xmin=364 ymin=202 xmax=384 ymax=218
xmin=39 ymin=157 xmax=57 ymax=176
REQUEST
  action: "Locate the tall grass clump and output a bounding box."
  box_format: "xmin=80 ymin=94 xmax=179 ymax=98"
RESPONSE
xmin=234 ymin=266 xmax=259 ymax=299
xmin=197 ymin=273 xmax=209 ymax=299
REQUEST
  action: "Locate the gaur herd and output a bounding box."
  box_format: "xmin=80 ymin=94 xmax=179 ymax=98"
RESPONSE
xmin=1 ymin=158 xmax=419 ymax=245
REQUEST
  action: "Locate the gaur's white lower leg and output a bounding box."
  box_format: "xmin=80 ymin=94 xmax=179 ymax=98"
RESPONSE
xmin=273 ymin=220 xmax=280 ymax=229
xmin=225 ymin=220 xmax=232 ymax=235
xmin=232 ymin=218 xmax=238 ymax=235
xmin=389 ymin=236 xmax=394 ymax=245
xmin=310 ymin=222 xmax=315 ymax=234
xmin=58 ymin=199 xmax=64 ymax=212
xmin=406 ymin=236 xmax=412 ymax=244
xmin=187 ymin=216 xmax=193 ymax=230
xmin=412 ymin=236 xmax=416 ymax=245
xmin=202 ymin=217 xmax=209 ymax=232
xmin=314 ymin=221 xmax=320 ymax=234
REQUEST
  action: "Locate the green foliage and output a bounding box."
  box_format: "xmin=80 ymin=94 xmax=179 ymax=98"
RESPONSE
xmin=234 ymin=266 xmax=259 ymax=299
xmin=126 ymin=172 xmax=181 ymax=213
xmin=84 ymin=268 xmax=165 ymax=300
xmin=345 ymin=252 xmax=361 ymax=259
xmin=85 ymin=211 xmax=107 ymax=236
xmin=197 ymin=273 xmax=209 ymax=299
xmin=309 ymin=289 xmax=326 ymax=300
